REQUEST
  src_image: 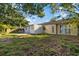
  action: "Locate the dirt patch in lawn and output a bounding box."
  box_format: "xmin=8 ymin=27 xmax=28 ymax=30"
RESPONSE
xmin=0 ymin=34 xmax=79 ymax=56
xmin=0 ymin=38 xmax=13 ymax=44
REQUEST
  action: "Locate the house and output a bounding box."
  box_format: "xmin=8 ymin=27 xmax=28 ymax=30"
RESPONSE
xmin=24 ymin=24 xmax=44 ymax=34
xmin=25 ymin=19 xmax=79 ymax=36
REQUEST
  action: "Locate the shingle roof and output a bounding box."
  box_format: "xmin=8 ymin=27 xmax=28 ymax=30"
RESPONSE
xmin=39 ymin=19 xmax=79 ymax=25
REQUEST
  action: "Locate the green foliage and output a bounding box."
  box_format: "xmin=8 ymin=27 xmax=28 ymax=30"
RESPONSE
xmin=15 ymin=3 xmax=48 ymax=17
xmin=0 ymin=34 xmax=51 ymax=56
xmin=51 ymin=3 xmax=79 ymax=19
xmin=0 ymin=4 xmax=28 ymax=26
xmin=0 ymin=3 xmax=29 ymax=33
xmin=60 ymin=37 xmax=79 ymax=56
xmin=0 ymin=34 xmax=79 ymax=56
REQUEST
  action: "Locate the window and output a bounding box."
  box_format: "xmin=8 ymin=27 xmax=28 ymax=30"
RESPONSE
xmin=60 ymin=25 xmax=71 ymax=34
xmin=66 ymin=25 xmax=71 ymax=34
xmin=52 ymin=26 xmax=54 ymax=32
xmin=60 ymin=25 xmax=65 ymax=33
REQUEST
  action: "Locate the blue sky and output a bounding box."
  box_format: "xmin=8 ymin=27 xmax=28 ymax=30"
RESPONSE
xmin=26 ymin=5 xmax=53 ymax=24
xmin=26 ymin=5 xmax=69 ymax=24
xmin=15 ymin=3 xmax=79 ymax=25
xmin=25 ymin=4 xmax=79 ymax=24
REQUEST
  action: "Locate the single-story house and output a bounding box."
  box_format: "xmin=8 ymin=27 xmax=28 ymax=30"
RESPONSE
xmin=24 ymin=19 xmax=79 ymax=36
xmin=24 ymin=24 xmax=43 ymax=34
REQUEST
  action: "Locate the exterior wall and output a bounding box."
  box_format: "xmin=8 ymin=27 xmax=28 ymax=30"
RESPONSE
xmin=57 ymin=24 xmax=78 ymax=36
xmin=78 ymin=25 xmax=79 ymax=35
xmin=70 ymin=24 xmax=78 ymax=35
xmin=25 ymin=24 xmax=43 ymax=34
xmin=44 ymin=24 xmax=56 ymax=34
xmin=29 ymin=25 xmax=34 ymax=33
xmin=33 ymin=24 xmax=43 ymax=34
xmin=24 ymin=23 xmax=78 ymax=36
xmin=58 ymin=24 xmax=71 ymax=35
xmin=24 ymin=26 xmax=30 ymax=33
xmin=57 ymin=25 xmax=61 ymax=35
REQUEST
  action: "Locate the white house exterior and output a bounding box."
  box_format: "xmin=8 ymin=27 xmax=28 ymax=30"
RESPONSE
xmin=24 ymin=24 xmax=44 ymax=34
xmin=23 ymin=19 xmax=79 ymax=36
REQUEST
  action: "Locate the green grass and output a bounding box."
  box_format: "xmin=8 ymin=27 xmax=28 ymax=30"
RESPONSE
xmin=0 ymin=33 xmax=49 ymax=39
xmin=0 ymin=34 xmax=56 ymax=56
xmin=0 ymin=34 xmax=79 ymax=56
xmin=59 ymin=37 xmax=79 ymax=56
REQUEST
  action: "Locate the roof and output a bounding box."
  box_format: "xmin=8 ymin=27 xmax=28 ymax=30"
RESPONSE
xmin=39 ymin=19 xmax=79 ymax=25
xmin=39 ymin=21 xmax=58 ymax=25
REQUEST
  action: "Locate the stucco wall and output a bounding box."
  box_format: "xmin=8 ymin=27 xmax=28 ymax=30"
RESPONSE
xmin=33 ymin=24 xmax=43 ymax=34
xmin=44 ymin=23 xmax=78 ymax=35
xmin=57 ymin=25 xmax=61 ymax=35
xmin=44 ymin=24 xmax=56 ymax=34
xmin=25 ymin=24 xmax=43 ymax=34
xmin=24 ymin=26 xmax=30 ymax=33
xmin=57 ymin=24 xmax=78 ymax=35
xmin=70 ymin=24 xmax=78 ymax=35
xmin=25 ymin=23 xmax=78 ymax=35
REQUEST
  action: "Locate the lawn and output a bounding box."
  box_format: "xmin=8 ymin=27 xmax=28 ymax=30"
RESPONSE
xmin=0 ymin=34 xmax=79 ymax=56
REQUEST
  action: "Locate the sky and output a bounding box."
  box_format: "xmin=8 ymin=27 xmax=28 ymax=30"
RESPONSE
xmin=26 ymin=5 xmax=53 ymax=24
xmin=26 ymin=5 xmax=69 ymax=24
xmin=14 ymin=3 xmax=79 ymax=25
xmin=25 ymin=4 xmax=79 ymax=25
xmin=14 ymin=4 xmax=54 ymax=25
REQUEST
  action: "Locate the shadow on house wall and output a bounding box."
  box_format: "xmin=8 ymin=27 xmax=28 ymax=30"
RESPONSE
xmin=34 ymin=26 xmax=44 ymax=34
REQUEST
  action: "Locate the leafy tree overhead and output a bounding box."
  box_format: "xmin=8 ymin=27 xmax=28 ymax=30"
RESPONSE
xmin=0 ymin=4 xmax=29 ymax=27
xmin=0 ymin=3 xmax=79 ymax=33
xmin=0 ymin=3 xmax=29 ymax=33
xmin=15 ymin=3 xmax=79 ymax=19
xmin=51 ymin=3 xmax=79 ymax=25
xmin=15 ymin=3 xmax=48 ymax=17
xmin=51 ymin=3 xmax=79 ymax=19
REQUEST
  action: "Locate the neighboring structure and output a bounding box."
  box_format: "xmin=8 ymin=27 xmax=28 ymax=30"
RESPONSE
xmin=24 ymin=19 xmax=79 ymax=36
xmin=24 ymin=24 xmax=44 ymax=34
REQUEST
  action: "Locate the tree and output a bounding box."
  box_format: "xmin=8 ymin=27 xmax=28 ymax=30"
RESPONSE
xmin=15 ymin=3 xmax=79 ymax=19
xmin=51 ymin=3 xmax=79 ymax=19
xmin=49 ymin=3 xmax=79 ymax=26
xmin=15 ymin=3 xmax=48 ymax=17
xmin=0 ymin=3 xmax=79 ymax=33
xmin=0 ymin=3 xmax=29 ymax=33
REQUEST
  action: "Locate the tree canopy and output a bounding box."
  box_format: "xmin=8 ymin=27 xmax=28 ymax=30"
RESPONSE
xmin=0 ymin=3 xmax=29 ymax=27
xmin=0 ymin=3 xmax=29 ymax=33
xmin=51 ymin=3 xmax=79 ymax=19
xmin=15 ymin=3 xmax=79 ymax=19
xmin=15 ymin=3 xmax=48 ymax=17
xmin=0 ymin=3 xmax=79 ymax=33
xmin=0 ymin=3 xmax=79 ymax=23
